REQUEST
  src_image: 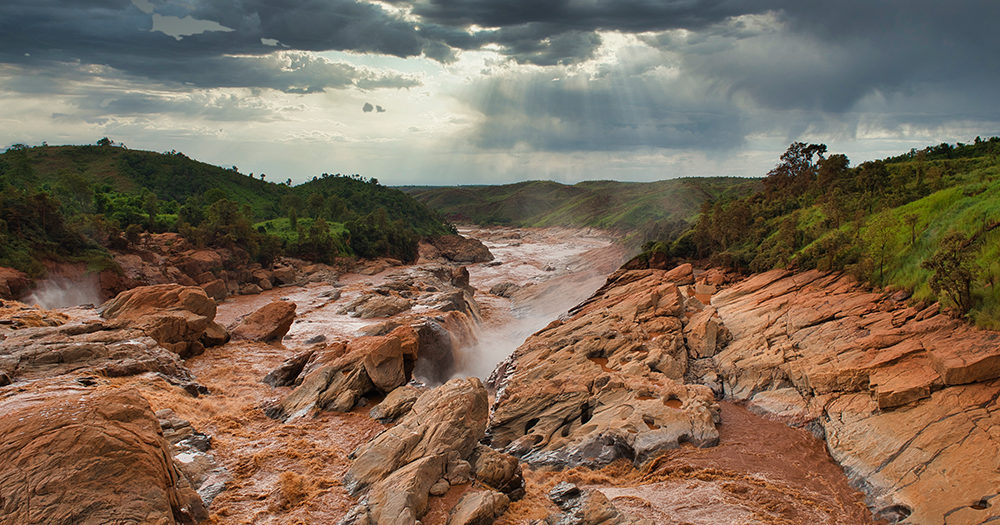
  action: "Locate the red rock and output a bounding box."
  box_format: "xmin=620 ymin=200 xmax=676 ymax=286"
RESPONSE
xmin=423 ymin=235 xmax=494 ymax=263
xmin=0 ymin=387 xmax=206 ymax=523
xmin=0 ymin=267 xmax=31 ymax=300
xmin=229 ymin=300 xmax=296 ymax=342
xmin=101 ymin=284 xmax=217 ymax=358
xmin=200 ymin=278 xmax=227 ymax=301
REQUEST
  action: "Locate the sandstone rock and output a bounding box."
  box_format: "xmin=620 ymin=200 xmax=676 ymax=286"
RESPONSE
xmin=468 ymin=444 xmax=524 ymax=499
xmin=344 ymin=377 xmax=488 ymax=496
xmin=369 ymin=384 xmax=422 ymax=423
xmin=488 ymin=269 xmax=720 ymax=469
xmin=263 ymin=349 xmax=315 ymax=387
xmin=0 ymin=321 xmax=201 ymax=391
xmin=0 ymin=267 xmax=31 ymax=300
xmin=710 ymin=268 xmax=1000 ymax=523
xmin=239 ymin=283 xmax=264 ymax=295
xmin=489 ymin=281 xmax=522 ymax=298
xmin=446 ymin=490 xmax=510 ymax=525
xmin=200 ymin=321 xmax=229 ymax=347
xmin=424 ymin=235 xmax=494 ymax=263
xmin=546 ymin=482 xmax=639 ymax=525
xmin=230 ymin=300 xmax=296 ymax=342
xmin=348 ymin=294 xmax=414 ymax=318
xmin=683 ymin=306 xmax=728 ymax=358
xmin=271 ymin=266 xmax=297 ymax=285
xmin=200 ymin=279 xmax=227 ymax=301
xmin=0 ymin=388 xmax=207 ymax=523
xmin=101 ymin=284 xmax=217 ymax=358
xmin=429 ymin=478 xmax=451 ymax=496
xmin=272 ymin=327 xmax=418 ymax=419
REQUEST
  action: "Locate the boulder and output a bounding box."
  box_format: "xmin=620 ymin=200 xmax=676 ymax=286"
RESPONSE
xmin=271 ymin=327 xmax=418 ymax=419
xmin=199 ymin=321 xmax=230 ymax=347
xmin=200 ymin=279 xmax=227 ymax=301
xmin=468 ymin=444 xmax=524 ymax=499
xmin=0 ymin=388 xmax=207 ymax=523
xmin=489 ymin=281 xmax=522 ymax=298
xmin=369 ymin=385 xmax=422 ymax=423
xmin=446 ymin=490 xmax=510 ymax=525
xmin=101 ymin=284 xmax=217 ymax=358
xmin=423 ymin=235 xmax=494 ymax=263
xmin=344 ymin=377 xmax=489 ymax=496
xmin=230 ymin=301 xmax=296 ymax=342
xmin=341 ymin=378 xmax=491 ymax=524
xmin=545 ymin=482 xmax=643 ymax=525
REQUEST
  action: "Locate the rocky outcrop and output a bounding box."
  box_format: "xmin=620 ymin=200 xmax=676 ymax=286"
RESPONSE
xmin=101 ymin=284 xmax=219 ymax=357
xmin=0 ymin=321 xmax=204 ymax=394
xmin=487 ymin=264 xmax=721 ymax=469
xmin=543 ymin=482 xmax=649 ymax=525
xmin=269 ymin=326 xmax=418 ymax=419
xmin=707 ymin=269 xmax=1000 ymax=523
xmin=229 ymin=300 xmax=296 ymax=342
xmin=0 ymin=267 xmax=31 ymax=300
xmin=0 ymin=388 xmax=207 ymax=523
xmin=419 ymin=235 xmax=494 ymax=264
xmin=446 ymin=490 xmax=510 ymax=525
xmin=339 ymin=378 xmax=491 ymax=525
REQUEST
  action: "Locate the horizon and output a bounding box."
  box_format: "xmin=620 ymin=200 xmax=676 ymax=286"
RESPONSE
xmin=3 ymin=1 xmax=999 ymax=185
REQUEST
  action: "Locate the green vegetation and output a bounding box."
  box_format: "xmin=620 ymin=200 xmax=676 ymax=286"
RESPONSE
xmin=639 ymin=137 xmax=1000 ymax=328
xmin=0 ymin=141 xmax=453 ymax=275
xmin=402 ymin=177 xmax=758 ymax=246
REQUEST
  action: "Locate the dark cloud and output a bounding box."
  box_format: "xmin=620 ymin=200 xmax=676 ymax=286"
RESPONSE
xmin=464 ymin=67 xmax=745 ymax=152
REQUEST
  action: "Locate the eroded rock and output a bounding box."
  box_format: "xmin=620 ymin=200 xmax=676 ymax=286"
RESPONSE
xmin=230 ymin=300 xmax=296 ymax=342
xmin=0 ymin=388 xmax=207 ymax=523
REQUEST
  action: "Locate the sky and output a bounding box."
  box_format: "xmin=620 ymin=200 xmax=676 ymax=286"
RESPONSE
xmin=2 ymin=1 xmax=999 ymax=186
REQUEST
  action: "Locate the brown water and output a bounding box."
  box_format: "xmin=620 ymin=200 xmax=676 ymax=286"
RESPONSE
xmin=82 ymin=227 xmax=876 ymax=523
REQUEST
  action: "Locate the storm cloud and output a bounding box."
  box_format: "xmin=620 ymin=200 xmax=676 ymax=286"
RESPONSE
xmin=2 ymin=0 xmax=999 ymax=183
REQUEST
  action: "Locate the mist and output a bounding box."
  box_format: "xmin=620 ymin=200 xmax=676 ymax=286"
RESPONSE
xmin=25 ymin=275 xmax=102 ymax=309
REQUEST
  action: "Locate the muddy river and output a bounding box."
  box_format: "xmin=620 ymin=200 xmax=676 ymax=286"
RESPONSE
xmin=118 ymin=227 xmax=875 ymax=524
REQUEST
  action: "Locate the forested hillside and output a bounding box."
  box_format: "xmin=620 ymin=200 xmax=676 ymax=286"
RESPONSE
xmin=637 ymin=138 xmax=1000 ymax=327
xmin=402 ymin=177 xmax=758 ymax=246
xmin=0 ymin=141 xmax=453 ymax=275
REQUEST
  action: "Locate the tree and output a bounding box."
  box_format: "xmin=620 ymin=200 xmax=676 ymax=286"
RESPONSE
xmin=97 ymin=137 xmax=112 ymax=147
xmin=922 ymin=232 xmax=977 ymax=314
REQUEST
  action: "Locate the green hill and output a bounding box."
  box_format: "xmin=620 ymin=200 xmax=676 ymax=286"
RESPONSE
xmin=0 ymin=142 xmax=453 ymax=274
xmin=638 ymin=137 xmax=1000 ymax=328
xmin=401 ymin=177 xmax=758 ymax=246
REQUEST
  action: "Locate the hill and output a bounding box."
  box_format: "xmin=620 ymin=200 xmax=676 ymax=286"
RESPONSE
xmin=0 ymin=142 xmax=453 ymax=274
xmin=401 ymin=177 xmax=758 ymax=245
xmin=635 ymin=137 xmax=1000 ymax=328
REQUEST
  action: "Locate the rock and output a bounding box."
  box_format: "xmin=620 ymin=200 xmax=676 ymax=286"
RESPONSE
xmin=545 ymin=482 xmax=636 ymax=525
xmin=230 ymin=300 xmax=296 ymax=342
xmin=711 ymin=268 xmax=1000 ymax=523
xmin=239 ymin=283 xmax=263 ymax=295
xmin=423 ymin=235 xmax=494 ymax=263
xmin=488 ymin=268 xmax=720 ymax=469
xmin=271 ymin=266 xmax=297 ymax=285
xmin=369 ymin=385 xmax=422 ymax=423
xmin=446 ymin=490 xmax=510 ymax=525
xmin=263 ymin=349 xmax=315 ymax=387
xmin=367 ymin=454 xmax=446 ymax=525
xmin=361 ymin=335 xmax=407 ymax=392
xmin=0 ymin=388 xmax=207 ymax=523
xmin=101 ymin=284 xmax=217 ymax=358
xmin=683 ymin=307 xmax=728 ymax=358
xmin=489 ymin=281 xmax=522 ymax=298
xmin=468 ymin=445 xmax=524 ymax=499
xmin=351 ymin=294 xmax=414 ymax=319
xmin=344 ymin=377 xmax=488 ymax=496
xmin=0 ymin=267 xmax=31 ymax=300
xmin=272 ymin=327 xmax=419 ymax=419
xmin=0 ymin=321 xmax=201 ymax=389
xmin=429 ymin=478 xmax=451 ymax=496
xmin=200 ymin=279 xmax=227 ymax=301
xmin=200 ymin=321 xmax=229 ymax=347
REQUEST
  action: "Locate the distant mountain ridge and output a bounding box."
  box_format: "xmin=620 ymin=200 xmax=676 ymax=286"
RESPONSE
xmin=400 ymin=177 xmax=759 ymax=245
